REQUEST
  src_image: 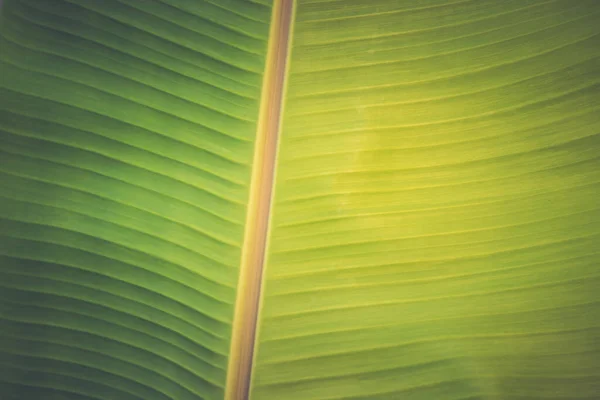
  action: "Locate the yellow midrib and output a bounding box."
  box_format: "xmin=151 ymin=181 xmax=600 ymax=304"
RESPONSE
xmin=225 ymin=1 xmax=295 ymax=399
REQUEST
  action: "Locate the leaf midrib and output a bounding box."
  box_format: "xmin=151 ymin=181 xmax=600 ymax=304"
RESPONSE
xmin=225 ymin=1 xmax=295 ymax=399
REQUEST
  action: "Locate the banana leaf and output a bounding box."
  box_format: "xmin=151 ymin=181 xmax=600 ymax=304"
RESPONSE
xmin=1 ymin=1 xmax=599 ymax=399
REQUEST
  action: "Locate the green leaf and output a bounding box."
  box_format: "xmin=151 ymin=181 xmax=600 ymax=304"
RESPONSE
xmin=1 ymin=1 xmax=600 ymax=400
xmin=251 ymin=1 xmax=600 ymax=399
xmin=0 ymin=0 xmax=271 ymax=399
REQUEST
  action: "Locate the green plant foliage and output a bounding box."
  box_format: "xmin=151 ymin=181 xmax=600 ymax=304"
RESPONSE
xmin=252 ymin=1 xmax=600 ymax=399
xmin=1 ymin=1 xmax=600 ymax=400
xmin=0 ymin=0 xmax=272 ymax=399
